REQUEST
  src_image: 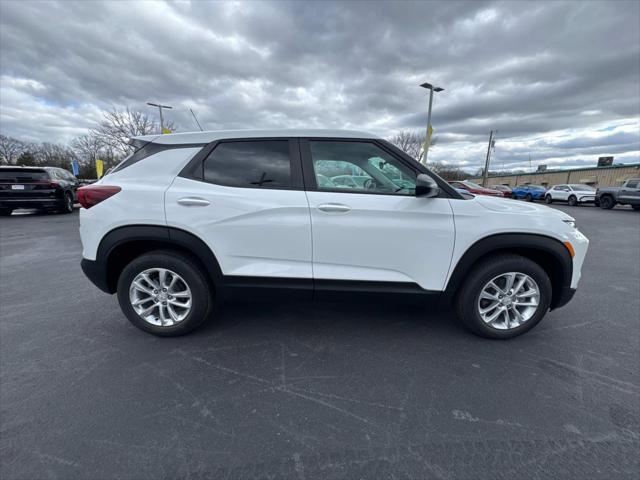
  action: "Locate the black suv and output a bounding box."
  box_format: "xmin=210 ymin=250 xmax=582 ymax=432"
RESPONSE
xmin=0 ymin=166 xmax=79 ymax=215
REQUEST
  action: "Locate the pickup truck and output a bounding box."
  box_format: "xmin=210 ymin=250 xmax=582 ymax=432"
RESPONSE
xmin=595 ymin=178 xmax=640 ymax=210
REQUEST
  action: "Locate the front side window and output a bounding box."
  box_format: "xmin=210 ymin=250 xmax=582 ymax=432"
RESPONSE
xmin=203 ymin=140 xmax=291 ymax=189
xmin=625 ymin=180 xmax=638 ymax=189
xmin=309 ymin=141 xmax=416 ymax=195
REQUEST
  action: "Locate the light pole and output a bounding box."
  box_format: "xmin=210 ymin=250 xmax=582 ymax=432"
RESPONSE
xmin=146 ymin=102 xmax=173 ymax=133
xmin=419 ymin=82 xmax=444 ymax=164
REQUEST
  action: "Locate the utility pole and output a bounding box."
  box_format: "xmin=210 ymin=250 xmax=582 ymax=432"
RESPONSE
xmin=146 ymin=102 xmax=173 ymax=133
xmin=419 ymin=82 xmax=444 ymax=164
xmin=190 ymin=108 xmax=204 ymax=132
xmin=482 ymin=130 xmax=495 ymax=187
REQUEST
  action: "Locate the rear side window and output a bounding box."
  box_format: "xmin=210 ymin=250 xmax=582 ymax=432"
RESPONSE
xmin=203 ymin=141 xmax=291 ymax=189
xmin=0 ymin=169 xmax=50 ymax=182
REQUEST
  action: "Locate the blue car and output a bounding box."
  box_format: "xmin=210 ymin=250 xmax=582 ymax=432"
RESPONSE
xmin=510 ymin=184 xmax=547 ymax=201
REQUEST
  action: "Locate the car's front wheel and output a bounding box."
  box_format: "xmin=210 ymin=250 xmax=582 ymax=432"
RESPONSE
xmin=568 ymin=195 xmax=578 ymax=206
xmin=545 ymin=195 xmax=553 ymax=204
xmin=117 ymin=250 xmax=213 ymax=336
xmin=525 ymin=193 xmax=533 ymax=202
xmin=454 ymin=254 xmax=552 ymax=339
xmin=0 ymin=208 xmax=12 ymax=216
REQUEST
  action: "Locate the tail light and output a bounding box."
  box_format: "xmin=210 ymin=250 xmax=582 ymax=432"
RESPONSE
xmin=77 ymin=185 xmax=121 ymax=209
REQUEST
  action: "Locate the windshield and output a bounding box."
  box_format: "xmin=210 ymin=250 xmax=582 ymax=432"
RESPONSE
xmin=569 ymin=184 xmax=595 ymax=191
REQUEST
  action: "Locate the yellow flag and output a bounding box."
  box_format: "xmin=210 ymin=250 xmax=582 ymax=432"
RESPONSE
xmin=162 ymin=127 xmax=172 ymax=134
xmin=96 ymin=159 xmax=104 ymax=179
xmin=422 ymin=125 xmax=434 ymax=151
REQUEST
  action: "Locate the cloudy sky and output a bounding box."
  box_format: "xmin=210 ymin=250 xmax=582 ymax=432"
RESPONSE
xmin=1 ymin=0 xmax=639 ymax=172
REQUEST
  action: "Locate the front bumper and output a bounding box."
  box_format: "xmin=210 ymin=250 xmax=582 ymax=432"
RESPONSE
xmin=551 ymin=286 xmax=576 ymax=310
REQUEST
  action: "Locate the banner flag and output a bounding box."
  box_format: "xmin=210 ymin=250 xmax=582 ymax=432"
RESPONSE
xmin=96 ymin=159 xmax=104 ymax=179
xmin=71 ymin=160 xmax=79 ymax=176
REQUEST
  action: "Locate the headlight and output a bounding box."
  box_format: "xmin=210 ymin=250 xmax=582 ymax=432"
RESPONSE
xmin=563 ymin=219 xmax=576 ymax=229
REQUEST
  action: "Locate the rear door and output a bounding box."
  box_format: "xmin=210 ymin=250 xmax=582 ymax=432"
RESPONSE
xmin=554 ymin=185 xmax=569 ymax=201
xmin=164 ymin=138 xmax=313 ymax=281
xmin=301 ymin=139 xmax=455 ymax=291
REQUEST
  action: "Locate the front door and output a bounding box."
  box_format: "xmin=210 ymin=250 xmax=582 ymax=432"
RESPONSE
xmin=301 ymin=139 xmax=455 ymax=291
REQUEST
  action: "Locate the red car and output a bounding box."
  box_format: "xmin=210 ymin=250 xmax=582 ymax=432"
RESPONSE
xmin=489 ymin=184 xmax=512 ymax=197
xmin=449 ymin=181 xmax=504 ymax=197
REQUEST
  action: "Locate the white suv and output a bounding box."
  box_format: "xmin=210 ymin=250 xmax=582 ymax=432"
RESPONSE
xmin=79 ymin=129 xmax=588 ymax=339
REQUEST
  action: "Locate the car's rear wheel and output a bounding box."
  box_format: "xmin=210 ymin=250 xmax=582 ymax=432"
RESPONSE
xmin=510 ymin=193 xmax=517 ymax=199
xmin=525 ymin=193 xmax=533 ymax=202
xmin=454 ymin=254 xmax=552 ymax=339
xmin=0 ymin=208 xmax=12 ymax=216
xmin=599 ymin=195 xmax=615 ymax=209
xmin=60 ymin=192 xmax=74 ymax=214
xmin=632 ymin=205 xmax=640 ymax=211
xmin=544 ymin=195 xmax=553 ymax=204
xmin=568 ymin=195 xmax=578 ymax=206
xmin=117 ymin=250 xmax=213 ymax=336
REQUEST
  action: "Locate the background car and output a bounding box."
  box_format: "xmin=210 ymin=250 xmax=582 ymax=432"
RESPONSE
xmin=510 ymin=184 xmax=547 ymax=201
xmin=490 ymin=184 xmax=512 ymax=197
xmin=0 ymin=166 xmax=78 ymax=215
xmin=545 ymin=184 xmax=596 ymax=206
xmin=449 ymin=181 xmax=503 ymax=197
xmin=595 ymin=178 xmax=640 ymax=210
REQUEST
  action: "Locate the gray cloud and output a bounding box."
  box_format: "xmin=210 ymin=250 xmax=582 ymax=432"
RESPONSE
xmin=0 ymin=0 xmax=638 ymax=171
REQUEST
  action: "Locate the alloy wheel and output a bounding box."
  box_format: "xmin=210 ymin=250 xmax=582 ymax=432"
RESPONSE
xmin=477 ymin=272 xmax=540 ymax=330
xmin=129 ymin=268 xmax=192 ymax=326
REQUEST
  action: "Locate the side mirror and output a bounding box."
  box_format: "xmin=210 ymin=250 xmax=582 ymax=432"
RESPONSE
xmin=415 ymin=174 xmax=440 ymax=198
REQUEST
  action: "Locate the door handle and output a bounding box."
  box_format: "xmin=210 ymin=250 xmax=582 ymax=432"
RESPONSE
xmin=317 ymin=203 xmax=351 ymax=213
xmin=177 ymin=197 xmax=210 ymax=207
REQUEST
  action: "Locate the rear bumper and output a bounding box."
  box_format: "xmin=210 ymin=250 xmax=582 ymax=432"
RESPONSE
xmin=0 ymin=198 xmax=62 ymax=209
xmin=81 ymin=258 xmax=113 ymax=294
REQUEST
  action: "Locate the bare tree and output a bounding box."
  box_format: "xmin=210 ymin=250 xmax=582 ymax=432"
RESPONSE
xmin=388 ymin=130 xmax=426 ymax=162
xmin=33 ymin=143 xmax=76 ymax=169
xmin=72 ymin=134 xmax=103 ymax=163
xmin=430 ymin=162 xmax=470 ymax=181
xmin=0 ymin=135 xmax=28 ymax=165
xmin=90 ymin=107 xmax=176 ymax=155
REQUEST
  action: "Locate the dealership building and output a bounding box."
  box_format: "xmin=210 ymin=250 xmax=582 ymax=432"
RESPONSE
xmin=469 ymin=163 xmax=640 ymax=188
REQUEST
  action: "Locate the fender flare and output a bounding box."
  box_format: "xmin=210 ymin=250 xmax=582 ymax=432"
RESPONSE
xmin=95 ymin=225 xmax=224 ymax=293
xmin=444 ymin=233 xmax=573 ymax=307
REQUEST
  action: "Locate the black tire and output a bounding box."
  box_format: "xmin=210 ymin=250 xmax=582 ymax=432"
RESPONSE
xmin=0 ymin=208 xmax=12 ymax=216
xmin=454 ymin=254 xmax=552 ymax=339
xmin=510 ymin=193 xmax=517 ymax=200
xmin=544 ymin=195 xmax=553 ymax=204
xmin=60 ymin=192 xmax=74 ymax=214
xmin=117 ymin=250 xmax=213 ymax=336
xmin=525 ymin=193 xmax=533 ymax=202
xmin=568 ymin=195 xmax=577 ymax=207
xmin=599 ymin=195 xmax=615 ymax=209
xmin=632 ymin=205 xmax=640 ymax=211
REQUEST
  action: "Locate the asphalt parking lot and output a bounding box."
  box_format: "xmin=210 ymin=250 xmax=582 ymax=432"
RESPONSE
xmin=1 ymin=204 xmax=639 ymax=479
